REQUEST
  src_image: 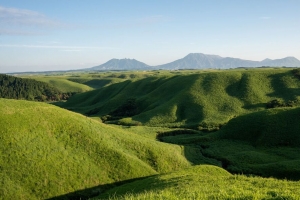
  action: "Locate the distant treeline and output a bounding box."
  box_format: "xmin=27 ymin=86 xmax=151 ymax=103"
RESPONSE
xmin=0 ymin=74 xmax=75 ymax=101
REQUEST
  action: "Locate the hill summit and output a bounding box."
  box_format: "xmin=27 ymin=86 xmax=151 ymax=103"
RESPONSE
xmin=89 ymin=58 xmax=151 ymax=70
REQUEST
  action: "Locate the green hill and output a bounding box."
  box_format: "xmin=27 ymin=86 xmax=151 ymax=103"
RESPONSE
xmin=30 ymin=76 xmax=93 ymax=93
xmin=159 ymin=107 xmax=300 ymax=179
xmin=0 ymin=98 xmax=190 ymax=200
xmin=62 ymin=68 xmax=300 ymax=128
xmin=220 ymin=107 xmax=300 ymax=147
xmin=0 ymin=74 xmax=72 ymax=101
xmin=95 ymin=165 xmax=300 ymax=200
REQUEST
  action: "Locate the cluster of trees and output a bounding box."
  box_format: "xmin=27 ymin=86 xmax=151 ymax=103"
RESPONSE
xmin=0 ymin=74 xmax=75 ymax=101
xmin=266 ymin=99 xmax=299 ymax=109
xmin=99 ymin=98 xmax=139 ymax=122
xmin=292 ymin=68 xmax=300 ymax=79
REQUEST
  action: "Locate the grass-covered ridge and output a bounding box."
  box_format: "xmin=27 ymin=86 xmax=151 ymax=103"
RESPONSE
xmin=28 ymin=76 xmax=94 ymax=93
xmin=95 ymin=165 xmax=300 ymax=200
xmin=0 ymin=98 xmax=190 ymax=199
xmin=62 ymin=68 xmax=300 ymax=128
xmin=160 ymin=106 xmax=300 ymax=180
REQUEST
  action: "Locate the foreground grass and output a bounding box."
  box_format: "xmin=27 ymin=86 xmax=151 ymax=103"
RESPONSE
xmin=0 ymin=98 xmax=190 ymax=199
xmin=95 ymin=165 xmax=300 ymax=200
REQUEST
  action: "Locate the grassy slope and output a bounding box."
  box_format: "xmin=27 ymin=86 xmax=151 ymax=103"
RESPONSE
xmin=0 ymin=98 xmax=190 ymax=200
xmin=28 ymin=76 xmax=93 ymax=93
xmin=160 ymin=107 xmax=300 ymax=179
xmin=95 ymin=165 xmax=300 ymax=200
xmin=220 ymin=107 xmax=300 ymax=146
xmin=22 ymin=70 xmax=165 ymax=93
xmin=62 ymin=68 xmax=300 ymax=128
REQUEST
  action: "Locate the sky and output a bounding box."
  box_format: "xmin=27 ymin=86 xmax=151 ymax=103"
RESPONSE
xmin=0 ymin=0 xmax=300 ymax=73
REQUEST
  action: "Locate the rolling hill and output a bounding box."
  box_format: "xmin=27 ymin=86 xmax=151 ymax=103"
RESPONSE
xmin=2 ymin=68 xmax=300 ymax=199
xmin=62 ymin=68 xmax=300 ymax=129
xmin=0 ymin=98 xmax=190 ymax=199
xmin=158 ymin=106 xmax=300 ymax=180
xmin=30 ymin=76 xmax=94 ymax=93
xmin=96 ymin=165 xmax=300 ymax=199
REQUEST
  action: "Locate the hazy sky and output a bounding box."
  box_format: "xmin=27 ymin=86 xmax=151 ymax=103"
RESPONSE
xmin=1 ymin=0 xmax=300 ymax=73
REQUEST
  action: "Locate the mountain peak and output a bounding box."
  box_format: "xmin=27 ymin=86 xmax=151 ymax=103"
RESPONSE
xmin=90 ymin=58 xmax=151 ymax=71
xmin=86 ymin=53 xmax=300 ymax=71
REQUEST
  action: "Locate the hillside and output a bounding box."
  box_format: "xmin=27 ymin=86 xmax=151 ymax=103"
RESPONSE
xmin=0 ymin=74 xmax=72 ymax=101
xmin=159 ymin=106 xmax=300 ymax=179
xmin=96 ymin=165 xmax=300 ymax=199
xmin=62 ymin=68 xmax=300 ymax=129
xmin=30 ymin=76 xmax=94 ymax=93
xmin=219 ymin=107 xmax=300 ymax=146
xmin=0 ymin=98 xmax=190 ymax=199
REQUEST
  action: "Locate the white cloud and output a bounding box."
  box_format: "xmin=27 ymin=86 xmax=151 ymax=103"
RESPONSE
xmin=0 ymin=6 xmax=66 ymax=35
xmin=0 ymin=6 xmax=62 ymax=27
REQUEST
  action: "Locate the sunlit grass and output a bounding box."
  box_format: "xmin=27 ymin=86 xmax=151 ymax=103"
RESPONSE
xmin=96 ymin=165 xmax=300 ymax=200
xmin=0 ymin=98 xmax=190 ymax=199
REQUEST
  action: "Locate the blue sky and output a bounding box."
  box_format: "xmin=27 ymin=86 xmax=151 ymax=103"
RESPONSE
xmin=0 ymin=0 xmax=300 ymax=73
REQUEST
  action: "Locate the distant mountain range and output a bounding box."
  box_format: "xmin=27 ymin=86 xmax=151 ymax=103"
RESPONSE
xmin=89 ymin=53 xmax=300 ymax=71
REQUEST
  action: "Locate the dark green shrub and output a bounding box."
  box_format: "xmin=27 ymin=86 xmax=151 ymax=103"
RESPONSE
xmin=266 ymin=99 xmax=298 ymax=109
xmin=110 ymin=98 xmax=139 ymax=117
xmin=292 ymin=68 xmax=300 ymax=79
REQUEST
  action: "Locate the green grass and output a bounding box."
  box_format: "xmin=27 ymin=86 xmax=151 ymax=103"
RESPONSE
xmin=159 ymin=107 xmax=300 ymax=179
xmin=0 ymin=98 xmax=190 ymax=199
xmin=27 ymin=76 xmax=93 ymax=92
xmin=95 ymin=165 xmax=300 ymax=200
xmin=219 ymin=107 xmax=300 ymax=146
xmin=61 ymin=68 xmax=300 ymax=128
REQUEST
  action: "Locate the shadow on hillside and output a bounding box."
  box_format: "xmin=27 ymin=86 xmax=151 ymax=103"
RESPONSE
xmin=46 ymin=176 xmax=154 ymax=200
xmin=242 ymin=103 xmax=266 ymax=109
xmin=268 ymin=73 xmax=300 ymax=101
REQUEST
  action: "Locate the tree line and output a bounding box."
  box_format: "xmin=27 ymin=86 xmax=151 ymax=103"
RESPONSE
xmin=0 ymin=74 xmax=75 ymax=101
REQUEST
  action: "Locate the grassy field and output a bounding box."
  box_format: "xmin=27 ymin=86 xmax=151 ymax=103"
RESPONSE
xmin=0 ymin=98 xmax=190 ymax=199
xmin=95 ymin=165 xmax=300 ymax=200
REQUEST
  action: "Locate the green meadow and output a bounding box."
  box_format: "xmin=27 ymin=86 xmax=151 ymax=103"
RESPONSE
xmin=96 ymin=165 xmax=300 ymax=200
xmin=1 ymin=68 xmax=300 ymax=199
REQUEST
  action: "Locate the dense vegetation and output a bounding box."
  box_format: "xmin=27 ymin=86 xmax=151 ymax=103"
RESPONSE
xmin=0 ymin=74 xmax=74 ymax=101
